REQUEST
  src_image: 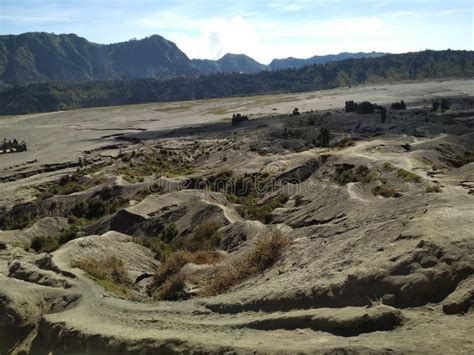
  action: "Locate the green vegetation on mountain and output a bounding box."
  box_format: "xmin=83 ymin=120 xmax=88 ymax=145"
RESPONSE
xmin=192 ymin=53 xmax=266 ymax=74
xmin=0 ymin=33 xmax=387 ymax=85
xmin=0 ymin=32 xmax=200 ymax=84
xmin=0 ymin=50 xmax=472 ymax=115
xmin=268 ymin=51 xmax=386 ymax=70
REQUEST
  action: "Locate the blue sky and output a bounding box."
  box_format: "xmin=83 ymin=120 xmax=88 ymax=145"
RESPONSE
xmin=0 ymin=0 xmax=472 ymax=64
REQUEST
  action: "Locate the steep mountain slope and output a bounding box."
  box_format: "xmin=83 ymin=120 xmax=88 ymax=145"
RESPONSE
xmin=0 ymin=32 xmax=200 ymax=84
xmin=192 ymin=53 xmax=267 ymax=74
xmin=269 ymin=51 xmax=386 ymax=70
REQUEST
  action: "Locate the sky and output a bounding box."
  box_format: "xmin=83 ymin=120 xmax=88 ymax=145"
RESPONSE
xmin=0 ymin=0 xmax=473 ymax=64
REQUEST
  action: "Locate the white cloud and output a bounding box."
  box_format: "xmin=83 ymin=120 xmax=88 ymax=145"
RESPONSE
xmin=168 ymin=15 xmax=386 ymax=63
xmin=120 ymin=5 xmax=473 ymax=63
xmin=170 ymin=16 xmax=261 ymax=60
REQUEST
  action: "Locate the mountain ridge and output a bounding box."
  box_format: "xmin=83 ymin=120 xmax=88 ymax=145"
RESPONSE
xmin=0 ymin=32 xmax=387 ymax=84
xmin=0 ymin=32 xmax=200 ymax=84
xmin=1 ymin=49 xmax=471 ymax=115
xmin=268 ymin=51 xmax=386 ymax=70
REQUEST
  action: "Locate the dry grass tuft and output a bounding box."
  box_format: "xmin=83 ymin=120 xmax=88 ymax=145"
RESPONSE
xmin=397 ymin=168 xmax=422 ymax=183
xmin=155 ymin=275 xmax=187 ymax=301
xmin=72 ymin=256 xmax=132 ymax=298
xmin=426 ymin=184 xmax=442 ymax=193
xmin=200 ymin=232 xmax=290 ymax=297
xmin=148 ymin=250 xmax=220 ymax=298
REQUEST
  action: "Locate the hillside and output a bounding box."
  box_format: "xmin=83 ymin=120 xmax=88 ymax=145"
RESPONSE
xmin=0 ymin=50 xmax=472 ymax=115
xmin=0 ymin=32 xmax=200 ymax=84
xmin=0 ymin=32 xmax=389 ymax=85
xmin=268 ymin=51 xmax=386 ymax=70
xmin=193 ymin=53 xmax=267 ymax=74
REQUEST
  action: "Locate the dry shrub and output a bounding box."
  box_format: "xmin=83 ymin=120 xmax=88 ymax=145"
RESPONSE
xmin=72 ymin=256 xmax=131 ymax=286
xmin=201 ymin=232 xmax=290 ymax=297
xmin=148 ymin=250 xmax=220 ymax=298
xmin=174 ymin=221 xmax=221 ymax=251
xmin=155 ymin=275 xmax=186 ymax=301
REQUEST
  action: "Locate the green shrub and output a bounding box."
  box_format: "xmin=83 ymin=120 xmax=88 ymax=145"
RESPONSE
xmin=30 ymin=236 xmax=59 ymax=253
xmin=135 ymin=237 xmax=172 ymax=260
xmin=58 ymin=225 xmax=80 ymax=244
xmin=237 ymin=194 xmax=288 ymax=223
xmin=160 ymin=224 xmax=178 ymax=243
xmin=426 ymin=184 xmax=442 ymax=193
xmin=397 ymin=168 xmax=422 ymax=183
xmin=334 ymin=137 xmax=356 ymax=148
xmin=30 ymin=224 xmax=81 ymax=253
xmin=383 ymin=162 xmax=395 ymax=172
xmin=372 ymin=185 xmax=399 ymax=198
xmin=71 ymin=201 xmax=87 ymax=218
xmin=335 ymin=165 xmax=376 ymax=185
xmin=72 ymin=256 xmax=132 ymax=298
xmin=85 ymin=200 xmax=106 ymax=219
xmin=174 ymin=222 xmax=221 ymax=252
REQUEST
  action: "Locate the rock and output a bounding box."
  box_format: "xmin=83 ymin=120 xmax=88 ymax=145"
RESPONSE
xmin=53 ymin=231 xmax=159 ymax=280
xmin=0 ymin=275 xmax=80 ymax=352
xmin=238 ymin=305 xmax=403 ymax=336
xmin=442 ymin=276 xmax=474 ymax=314
xmin=106 ymin=190 xmax=231 ymax=237
xmin=35 ymin=253 xmax=77 ymax=279
xmin=8 ymin=260 xmax=75 ymax=289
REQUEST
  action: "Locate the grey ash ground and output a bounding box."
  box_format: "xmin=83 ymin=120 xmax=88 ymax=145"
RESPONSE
xmin=1 ymin=80 xmax=473 ymax=354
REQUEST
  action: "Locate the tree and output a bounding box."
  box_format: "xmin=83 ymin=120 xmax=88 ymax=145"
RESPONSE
xmin=357 ymin=101 xmax=376 ymax=114
xmin=440 ymin=98 xmax=450 ymax=110
xmin=231 ymin=113 xmax=249 ymax=126
xmin=391 ymin=100 xmax=407 ymax=110
xmin=161 ymin=224 xmax=178 ymax=243
xmin=86 ymin=200 xmax=106 ymax=219
xmin=345 ymin=100 xmax=358 ymax=113
xmin=319 ymin=127 xmax=331 ymax=147
xmin=381 ymin=107 xmax=387 ymax=123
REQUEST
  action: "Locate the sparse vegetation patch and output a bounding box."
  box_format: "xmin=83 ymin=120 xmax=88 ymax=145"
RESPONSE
xmin=147 ymin=249 xmax=220 ymax=300
xmin=334 ymin=165 xmax=378 ymax=185
xmin=201 ymin=232 xmax=290 ymax=297
xmin=397 ymin=168 xmax=422 ymax=183
xmin=73 ymin=256 xmax=132 ymax=299
xmin=372 ymin=185 xmax=400 ymax=198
